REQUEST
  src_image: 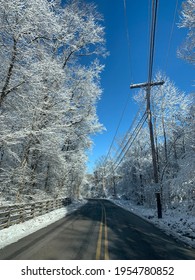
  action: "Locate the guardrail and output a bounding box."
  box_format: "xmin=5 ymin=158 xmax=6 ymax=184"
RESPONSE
xmin=0 ymin=197 xmax=71 ymax=230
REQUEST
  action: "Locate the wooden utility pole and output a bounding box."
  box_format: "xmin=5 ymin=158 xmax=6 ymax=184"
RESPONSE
xmin=130 ymin=80 xmax=164 ymax=218
xmin=129 ymin=0 xmax=163 ymax=218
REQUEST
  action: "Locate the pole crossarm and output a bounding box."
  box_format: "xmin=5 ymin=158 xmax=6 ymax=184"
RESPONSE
xmin=130 ymin=80 xmax=164 ymax=89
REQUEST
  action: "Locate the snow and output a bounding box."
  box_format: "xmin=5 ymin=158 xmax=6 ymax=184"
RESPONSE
xmin=0 ymin=199 xmax=87 ymax=250
xmin=0 ymin=198 xmax=194 ymax=252
xmin=111 ymin=199 xmax=195 ymax=249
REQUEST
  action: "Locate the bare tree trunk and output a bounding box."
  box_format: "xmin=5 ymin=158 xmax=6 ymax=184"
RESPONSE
xmin=0 ymin=38 xmax=17 ymax=106
xmin=0 ymin=146 xmax=4 ymax=170
xmin=139 ymin=173 xmax=144 ymax=205
xmin=182 ymin=135 xmax=186 ymax=155
xmin=30 ymin=150 xmax=41 ymax=189
xmin=44 ymin=163 xmax=50 ymax=192
xmin=153 ymin=115 xmax=160 ymax=174
xmin=172 ymin=134 xmax=178 ymax=161
xmin=16 ymin=138 xmax=33 ymax=201
xmin=147 ymin=107 xmax=159 ymax=183
xmin=162 ymin=115 xmax=168 ymax=163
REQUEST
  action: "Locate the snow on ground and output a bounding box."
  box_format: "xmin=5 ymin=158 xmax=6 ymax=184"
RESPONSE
xmin=0 ymin=199 xmax=87 ymax=250
xmin=0 ymin=198 xmax=194 ymax=252
xmin=111 ymin=199 xmax=195 ymax=249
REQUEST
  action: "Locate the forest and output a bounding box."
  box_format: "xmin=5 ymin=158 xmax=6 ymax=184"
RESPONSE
xmin=0 ymin=0 xmax=194 ymax=215
xmin=0 ymin=0 xmax=106 ymax=203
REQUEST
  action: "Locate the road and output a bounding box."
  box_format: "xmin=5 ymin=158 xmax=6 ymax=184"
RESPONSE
xmin=0 ymin=199 xmax=195 ymax=260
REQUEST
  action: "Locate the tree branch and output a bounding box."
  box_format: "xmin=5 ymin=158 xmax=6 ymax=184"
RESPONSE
xmin=0 ymin=37 xmax=17 ymax=106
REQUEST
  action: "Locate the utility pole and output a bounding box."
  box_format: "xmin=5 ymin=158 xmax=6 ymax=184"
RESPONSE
xmin=130 ymin=0 xmax=163 ymax=218
xmin=130 ymin=80 xmax=164 ymax=218
xmin=130 ymin=81 xmax=164 ymax=183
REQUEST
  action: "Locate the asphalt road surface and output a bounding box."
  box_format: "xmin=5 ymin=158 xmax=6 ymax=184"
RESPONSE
xmin=0 ymin=199 xmax=195 ymax=260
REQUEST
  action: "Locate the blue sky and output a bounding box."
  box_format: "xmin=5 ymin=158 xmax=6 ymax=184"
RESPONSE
xmin=84 ymin=0 xmax=194 ymax=173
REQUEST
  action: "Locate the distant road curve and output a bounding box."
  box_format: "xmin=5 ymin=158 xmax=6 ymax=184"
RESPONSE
xmin=0 ymin=199 xmax=195 ymax=259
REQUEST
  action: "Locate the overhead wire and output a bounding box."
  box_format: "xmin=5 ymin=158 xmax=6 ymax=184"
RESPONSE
xmin=105 ymin=0 xmax=160 ymax=176
xmin=112 ymin=111 xmax=147 ymax=171
xmin=112 ymin=0 xmax=159 ymax=173
xmin=104 ymin=93 xmax=131 ymax=163
xmin=103 ymin=0 xmax=134 ymax=164
xmin=113 ymin=106 xmax=143 ymax=161
xmin=164 ymin=0 xmax=179 ymax=72
xmin=105 ymin=107 xmax=147 ymax=176
xmin=105 ymin=108 xmax=147 ymax=175
xmin=157 ymin=0 xmax=179 ymax=119
xmin=148 ymin=0 xmax=158 ymax=84
xmin=113 ymin=114 xmax=148 ymax=171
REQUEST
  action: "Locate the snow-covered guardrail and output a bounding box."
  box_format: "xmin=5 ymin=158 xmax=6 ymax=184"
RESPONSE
xmin=0 ymin=197 xmax=71 ymax=230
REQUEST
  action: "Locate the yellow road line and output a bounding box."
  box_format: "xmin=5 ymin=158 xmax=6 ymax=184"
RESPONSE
xmin=104 ymin=207 xmax=109 ymax=260
xmin=96 ymin=203 xmax=109 ymax=260
xmin=96 ymin=207 xmax=103 ymax=260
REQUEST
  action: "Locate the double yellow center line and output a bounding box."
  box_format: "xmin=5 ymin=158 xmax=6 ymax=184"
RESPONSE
xmin=96 ymin=203 xmax=109 ymax=260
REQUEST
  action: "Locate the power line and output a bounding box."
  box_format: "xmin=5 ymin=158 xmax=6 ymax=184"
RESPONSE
xmin=103 ymin=0 xmax=135 ymax=164
xmin=164 ymin=0 xmax=179 ymax=72
xmin=113 ymin=113 xmax=148 ymax=171
xmin=130 ymin=0 xmax=162 ymax=218
xmin=148 ymin=0 xmax=158 ymax=84
xmin=106 ymin=0 xmax=159 ymax=172
xmin=113 ymin=106 xmax=143 ymax=159
xmin=129 ymin=0 xmax=163 ymax=186
xmin=110 ymin=111 xmax=147 ymax=171
xmin=105 ymin=1 xmax=161 ymax=180
xmin=111 ymin=0 xmax=160 ymax=173
xmin=104 ymin=106 xmax=146 ymax=178
xmin=104 ymin=93 xmax=131 ymax=164
xmin=113 ymin=111 xmax=146 ymax=165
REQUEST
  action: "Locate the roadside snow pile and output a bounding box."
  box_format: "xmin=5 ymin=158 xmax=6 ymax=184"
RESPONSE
xmin=0 ymin=199 xmax=86 ymax=250
xmin=111 ymin=199 xmax=195 ymax=249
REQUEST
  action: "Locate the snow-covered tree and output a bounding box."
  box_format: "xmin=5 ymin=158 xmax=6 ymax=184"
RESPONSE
xmin=0 ymin=0 xmax=106 ymax=202
xmin=112 ymin=72 xmax=194 ymax=212
xmin=178 ymin=0 xmax=195 ymax=64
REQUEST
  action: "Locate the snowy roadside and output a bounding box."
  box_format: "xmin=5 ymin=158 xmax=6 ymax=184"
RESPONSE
xmin=0 ymin=199 xmax=87 ymax=250
xmin=110 ymin=199 xmax=195 ymax=249
xmin=0 ymin=198 xmax=194 ymax=252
